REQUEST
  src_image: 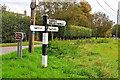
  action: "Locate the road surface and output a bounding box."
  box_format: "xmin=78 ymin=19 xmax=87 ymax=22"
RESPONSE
xmin=0 ymin=45 xmax=42 ymax=55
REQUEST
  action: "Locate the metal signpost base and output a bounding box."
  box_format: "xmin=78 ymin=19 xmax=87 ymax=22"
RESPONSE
xmin=17 ymin=40 xmax=22 ymax=59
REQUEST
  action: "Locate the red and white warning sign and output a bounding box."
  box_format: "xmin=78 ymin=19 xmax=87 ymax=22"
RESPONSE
xmin=15 ymin=32 xmax=24 ymax=40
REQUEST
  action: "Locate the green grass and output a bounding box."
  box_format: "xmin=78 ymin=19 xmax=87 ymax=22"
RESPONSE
xmin=0 ymin=42 xmax=41 ymax=46
xmin=1 ymin=38 xmax=118 ymax=78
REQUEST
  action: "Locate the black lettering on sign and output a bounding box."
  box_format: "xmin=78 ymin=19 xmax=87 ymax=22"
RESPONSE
xmin=49 ymin=19 xmax=57 ymax=25
xmin=49 ymin=28 xmax=56 ymax=30
xmin=57 ymin=23 xmax=63 ymax=25
xmin=34 ymin=27 xmax=42 ymax=29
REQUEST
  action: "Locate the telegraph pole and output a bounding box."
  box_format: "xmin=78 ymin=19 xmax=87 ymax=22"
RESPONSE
xmin=116 ymin=9 xmax=118 ymax=39
xmin=116 ymin=1 xmax=120 ymax=39
xmin=29 ymin=0 xmax=36 ymax=53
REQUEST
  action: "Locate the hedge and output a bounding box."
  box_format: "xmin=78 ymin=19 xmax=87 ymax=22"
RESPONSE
xmin=65 ymin=25 xmax=92 ymax=39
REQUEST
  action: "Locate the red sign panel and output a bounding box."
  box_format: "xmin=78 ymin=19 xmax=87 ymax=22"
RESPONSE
xmin=15 ymin=32 xmax=24 ymax=40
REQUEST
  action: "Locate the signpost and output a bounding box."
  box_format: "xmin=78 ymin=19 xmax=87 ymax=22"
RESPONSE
xmin=30 ymin=14 xmax=66 ymax=67
xmin=15 ymin=32 xmax=24 ymax=58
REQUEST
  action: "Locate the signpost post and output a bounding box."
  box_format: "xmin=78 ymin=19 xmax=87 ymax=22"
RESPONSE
xmin=15 ymin=32 xmax=24 ymax=59
xmin=30 ymin=14 xmax=66 ymax=67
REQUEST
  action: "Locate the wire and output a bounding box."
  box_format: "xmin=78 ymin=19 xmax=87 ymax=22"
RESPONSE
xmin=103 ymin=0 xmax=117 ymax=12
xmin=96 ymin=0 xmax=116 ymax=17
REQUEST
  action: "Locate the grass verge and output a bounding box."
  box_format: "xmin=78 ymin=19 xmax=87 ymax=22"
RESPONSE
xmin=2 ymin=38 xmax=118 ymax=78
xmin=0 ymin=42 xmax=41 ymax=47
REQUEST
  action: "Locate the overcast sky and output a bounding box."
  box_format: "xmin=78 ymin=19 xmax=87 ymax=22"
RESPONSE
xmin=1 ymin=0 xmax=120 ymax=23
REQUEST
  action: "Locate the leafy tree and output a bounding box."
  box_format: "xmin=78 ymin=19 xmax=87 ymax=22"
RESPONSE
xmin=92 ymin=12 xmax=113 ymax=37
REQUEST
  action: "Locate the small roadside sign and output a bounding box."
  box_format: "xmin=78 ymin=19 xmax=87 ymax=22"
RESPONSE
xmin=47 ymin=27 xmax=58 ymax=32
xmin=47 ymin=19 xmax=66 ymax=26
xmin=30 ymin=25 xmax=45 ymax=31
xmin=15 ymin=32 xmax=24 ymax=40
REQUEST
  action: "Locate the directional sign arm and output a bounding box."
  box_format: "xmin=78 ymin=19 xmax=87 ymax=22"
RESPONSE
xmin=47 ymin=27 xmax=59 ymax=32
xmin=47 ymin=19 xmax=66 ymax=26
xmin=30 ymin=25 xmax=45 ymax=31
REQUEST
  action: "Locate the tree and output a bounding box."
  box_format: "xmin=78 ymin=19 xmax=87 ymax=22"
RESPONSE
xmin=92 ymin=12 xmax=113 ymax=37
xmin=36 ymin=1 xmax=92 ymax=40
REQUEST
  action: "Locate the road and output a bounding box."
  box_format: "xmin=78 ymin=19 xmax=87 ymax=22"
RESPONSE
xmin=0 ymin=45 xmax=42 ymax=55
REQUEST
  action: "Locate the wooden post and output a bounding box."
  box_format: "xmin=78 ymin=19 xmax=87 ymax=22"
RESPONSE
xmin=29 ymin=0 xmax=36 ymax=53
xmin=51 ymin=32 xmax=54 ymax=40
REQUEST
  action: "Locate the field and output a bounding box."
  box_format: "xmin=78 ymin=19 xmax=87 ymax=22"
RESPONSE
xmin=1 ymin=38 xmax=118 ymax=78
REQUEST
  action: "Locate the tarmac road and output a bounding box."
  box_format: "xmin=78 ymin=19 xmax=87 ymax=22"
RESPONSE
xmin=0 ymin=45 xmax=42 ymax=55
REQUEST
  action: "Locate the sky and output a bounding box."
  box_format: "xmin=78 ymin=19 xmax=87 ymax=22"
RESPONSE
xmin=0 ymin=0 xmax=120 ymax=24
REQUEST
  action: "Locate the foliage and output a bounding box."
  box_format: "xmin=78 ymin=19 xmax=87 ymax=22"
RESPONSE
xmin=37 ymin=1 xmax=92 ymax=27
xmin=2 ymin=12 xmax=30 ymax=43
xmin=2 ymin=38 xmax=118 ymax=78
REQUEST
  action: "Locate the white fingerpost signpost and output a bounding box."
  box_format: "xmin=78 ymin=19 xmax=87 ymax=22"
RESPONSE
xmin=15 ymin=32 xmax=24 ymax=59
xmin=30 ymin=14 xmax=66 ymax=67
